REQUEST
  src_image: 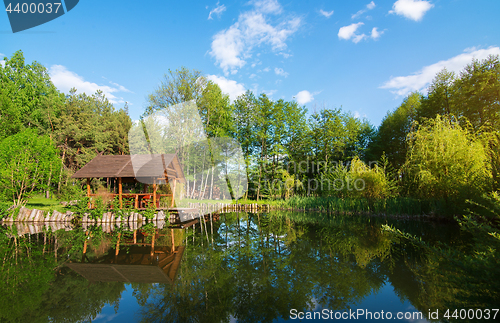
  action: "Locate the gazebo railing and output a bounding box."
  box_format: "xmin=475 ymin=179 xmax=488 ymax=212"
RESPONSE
xmin=87 ymin=193 xmax=174 ymax=209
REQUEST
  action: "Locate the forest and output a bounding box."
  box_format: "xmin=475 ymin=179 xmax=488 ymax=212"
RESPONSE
xmin=0 ymin=50 xmax=499 ymax=226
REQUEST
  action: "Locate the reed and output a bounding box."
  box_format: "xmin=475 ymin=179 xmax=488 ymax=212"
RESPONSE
xmin=268 ymin=196 xmax=445 ymax=216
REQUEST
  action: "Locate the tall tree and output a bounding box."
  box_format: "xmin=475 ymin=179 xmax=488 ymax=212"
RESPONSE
xmin=368 ymin=92 xmax=422 ymax=169
xmin=453 ymin=55 xmax=500 ymax=131
xmin=418 ymin=68 xmax=456 ymax=121
xmin=0 ymin=50 xmax=65 ymax=138
xmin=54 ymin=89 xmax=131 ymax=173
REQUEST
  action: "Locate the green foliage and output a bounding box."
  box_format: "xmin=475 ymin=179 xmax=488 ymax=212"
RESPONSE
xmin=348 ymin=156 xmax=399 ymax=200
xmin=453 ymin=55 xmax=500 ymax=131
xmin=0 ymin=201 xmax=14 ymax=219
xmin=54 ymin=89 xmax=132 ymax=174
xmin=275 ymin=195 xmax=443 ymax=216
xmin=89 ymin=197 xmax=107 ymax=219
xmin=368 ymin=92 xmax=422 ymax=168
xmin=0 ymin=50 xmax=65 ymax=139
xmin=404 ymin=115 xmax=492 ymax=213
xmin=309 ymin=108 xmax=374 ymax=165
xmin=56 ymin=181 xmax=85 ymax=201
xmin=142 ymin=203 xmax=156 ymax=219
xmin=0 ymin=128 xmax=61 ymax=206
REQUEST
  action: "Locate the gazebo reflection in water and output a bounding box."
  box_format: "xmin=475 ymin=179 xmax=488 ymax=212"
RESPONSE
xmin=71 ymin=154 xmax=186 ymax=210
xmin=66 ymin=228 xmax=185 ymax=284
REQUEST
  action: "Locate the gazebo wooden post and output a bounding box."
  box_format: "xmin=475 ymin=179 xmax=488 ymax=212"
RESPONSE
xmin=170 ymin=179 xmax=176 ymax=207
xmin=171 ymin=229 xmax=175 ymax=253
xmin=115 ymin=232 xmax=121 ymax=257
xmin=153 ymin=181 xmax=157 ymax=209
xmin=82 ymin=231 xmax=89 ymax=262
xmin=118 ymin=177 xmax=123 ymax=209
xmin=87 ymin=178 xmax=91 ymax=208
xmin=150 ymin=233 xmax=155 ymax=256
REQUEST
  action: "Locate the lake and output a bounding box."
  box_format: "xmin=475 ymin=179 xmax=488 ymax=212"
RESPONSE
xmin=0 ymin=211 xmax=493 ymax=322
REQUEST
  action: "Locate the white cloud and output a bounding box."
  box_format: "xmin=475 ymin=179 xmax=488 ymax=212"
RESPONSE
xmin=263 ymin=67 xmax=270 ymax=72
xmin=370 ymin=27 xmax=383 ymax=40
xmin=0 ymin=53 xmax=5 ymax=68
xmin=380 ymin=47 xmax=500 ymax=96
xmin=274 ymin=67 xmax=289 ymax=77
xmin=339 ymin=22 xmax=382 ymax=43
xmin=206 ymin=74 xmax=246 ymax=101
xmin=210 ymin=0 xmax=300 ymax=75
xmin=352 ymin=1 xmax=376 ymax=19
xmin=108 ymin=80 xmax=132 ymax=93
xmin=319 ymin=9 xmax=334 ymax=18
xmin=251 ymin=0 xmax=282 ymax=14
xmin=353 ymin=34 xmax=368 ymax=43
xmin=295 ymin=90 xmax=314 ymax=105
xmin=208 ymin=2 xmax=226 ymax=20
xmin=264 ymin=89 xmax=277 ymax=97
xmin=338 ymin=22 xmax=364 ymax=41
xmin=49 ymin=65 xmax=129 ymax=104
xmin=389 ymin=0 xmax=433 ymax=21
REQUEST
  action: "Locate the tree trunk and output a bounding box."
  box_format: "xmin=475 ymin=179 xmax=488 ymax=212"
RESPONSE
xmin=57 ymin=148 xmax=66 ymax=193
xmin=45 ymin=166 xmax=52 ymax=199
xmin=209 ymin=166 xmax=214 ymax=200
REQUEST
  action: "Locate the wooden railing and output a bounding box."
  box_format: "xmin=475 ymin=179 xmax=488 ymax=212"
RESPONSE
xmin=88 ymin=193 xmax=174 ymax=209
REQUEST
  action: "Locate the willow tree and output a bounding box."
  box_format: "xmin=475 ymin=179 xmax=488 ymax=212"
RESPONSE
xmin=404 ymin=115 xmax=492 ymax=212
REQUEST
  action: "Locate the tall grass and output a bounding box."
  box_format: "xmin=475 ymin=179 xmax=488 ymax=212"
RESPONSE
xmin=270 ymin=196 xmax=446 ymax=216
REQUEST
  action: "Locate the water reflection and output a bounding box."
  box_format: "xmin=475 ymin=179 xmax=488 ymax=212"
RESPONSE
xmin=67 ymin=229 xmax=184 ymax=284
xmin=0 ymin=211 xmax=494 ymax=322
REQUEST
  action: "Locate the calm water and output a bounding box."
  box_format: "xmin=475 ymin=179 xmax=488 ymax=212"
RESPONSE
xmin=0 ymin=211 xmax=490 ymax=322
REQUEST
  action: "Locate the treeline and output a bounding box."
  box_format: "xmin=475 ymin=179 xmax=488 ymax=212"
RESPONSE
xmin=147 ymin=57 xmax=499 ymax=218
xmin=367 ymin=56 xmax=500 ymax=216
xmin=0 ymin=50 xmax=131 ymax=206
xmin=1 ymin=50 xmax=499 ymax=220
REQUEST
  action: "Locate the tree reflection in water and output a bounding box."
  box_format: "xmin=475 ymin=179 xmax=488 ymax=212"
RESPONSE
xmin=0 ymin=211 xmax=496 ymax=322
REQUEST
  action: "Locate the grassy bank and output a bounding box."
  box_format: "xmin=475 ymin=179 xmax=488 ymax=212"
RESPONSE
xmin=25 ymin=195 xmax=69 ymax=213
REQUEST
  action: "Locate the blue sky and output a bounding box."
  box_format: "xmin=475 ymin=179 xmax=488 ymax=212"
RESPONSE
xmin=1 ymin=0 xmax=499 ymax=126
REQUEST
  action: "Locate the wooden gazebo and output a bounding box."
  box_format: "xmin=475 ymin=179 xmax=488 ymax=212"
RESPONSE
xmin=71 ymin=154 xmax=185 ymax=209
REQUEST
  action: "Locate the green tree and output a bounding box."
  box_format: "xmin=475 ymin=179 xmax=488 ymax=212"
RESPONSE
xmin=0 ymin=129 xmax=61 ymax=206
xmin=0 ymin=50 xmax=64 ymax=138
xmin=368 ymin=92 xmax=422 ymax=169
xmin=54 ymin=89 xmax=131 ymax=172
xmin=404 ymin=115 xmax=492 ymax=211
xmin=418 ymin=69 xmax=455 ymax=121
xmin=144 ymin=67 xmax=205 ymax=117
xmin=453 ymin=55 xmax=500 ymax=131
